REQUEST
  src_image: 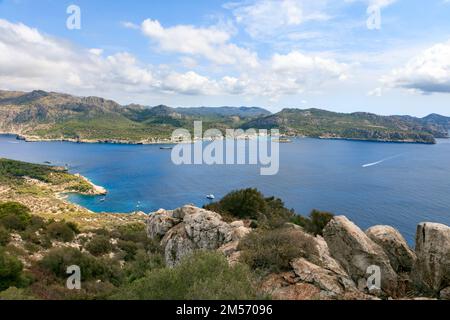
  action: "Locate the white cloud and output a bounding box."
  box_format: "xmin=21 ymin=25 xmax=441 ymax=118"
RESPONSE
xmin=382 ymin=41 xmax=450 ymax=94
xmin=0 ymin=19 xmax=224 ymax=98
xmin=228 ymin=0 xmax=330 ymax=39
xmin=141 ymin=19 xmax=259 ymax=67
xmin=0 ymin=19 xmax=348 ymax=102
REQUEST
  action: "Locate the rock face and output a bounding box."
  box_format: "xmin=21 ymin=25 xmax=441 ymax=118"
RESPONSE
xmin=412 ymin=222 xmax=450 ymax=294
xmin=147 ymin=205 xmax=251 ymax=267
xmin=323 ymin=216 xmax=398 ymax=296
xmin=366 ymin=225 xmax=416 ymax=273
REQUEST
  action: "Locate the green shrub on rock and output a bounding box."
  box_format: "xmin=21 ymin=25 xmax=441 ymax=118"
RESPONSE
xmin=0 ymin=202 xmax=32 ymax=231
xmin=0 ymin=247 xmax=24 ymax=291
xmin=46 ymin=221 xmax=77 ymax=242
xmin=0 ymin=226 xmax=10 ymax=246
xmin=85 ymin=235 xmax=113 ymax=257
xmin=291 ymin=209 xmax=334 ymax=236
xmin=238 ymin=227 xmax=317 ymax=273
xmin=114 ymin=251 xmax=259 ymax=300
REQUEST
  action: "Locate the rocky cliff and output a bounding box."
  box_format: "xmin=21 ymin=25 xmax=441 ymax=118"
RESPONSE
xmin=147 ymin=206 xmax=450 ymax=300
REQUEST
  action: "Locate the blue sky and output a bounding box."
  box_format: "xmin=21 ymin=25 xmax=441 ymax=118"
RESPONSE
xmin=1 ymin=0 xmax=450 ymax=116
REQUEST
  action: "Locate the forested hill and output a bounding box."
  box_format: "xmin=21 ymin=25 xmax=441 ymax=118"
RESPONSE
xmin=0 ymin=90 xmax=448 ymax=144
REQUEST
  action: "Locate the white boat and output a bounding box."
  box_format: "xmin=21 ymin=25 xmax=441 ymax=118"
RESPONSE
xmin=206 ymin=194 xmax=215 ymax=200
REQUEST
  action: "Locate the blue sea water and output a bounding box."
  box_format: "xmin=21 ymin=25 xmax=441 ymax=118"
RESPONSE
xmin=1 ymin=134 xmax=450 ymax=244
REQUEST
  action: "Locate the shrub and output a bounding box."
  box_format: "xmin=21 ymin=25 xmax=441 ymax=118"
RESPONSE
xmin=291 ymin=210 xmax=334 ymax=236
xmin=0 ymin=287 xmax=36 ymax=300
xmin=238 ymin=227 xmax=317 ymax=273
xmin=46 ymin=221 xmax=77 ymax=242
xmin=85 ymin=235 xmax=113 ymax=257
xmin=204 ymin=188 xmax=295 ymax=227
xmin=117 ymin=240 xmax=138 ymax=261
xmin=124 ymin=250 xmax=165 ymax=282
xmin=0 ymin=202 xmax=32 ymax=231
xmin=0 ymin=247 xmax=24 ymax=291
xmin=39 ymin=247 xmax=123 ymax=286
xmin=114 ymin=251 xmax=259 ymax=300
xmin=0 ymin=226 xmax=10 ymax=246
xmin=205 ymin=188 xmax=266 ymax=219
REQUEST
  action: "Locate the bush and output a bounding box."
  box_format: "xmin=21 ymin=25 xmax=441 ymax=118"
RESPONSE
xmin=205 ymin=188 xmax=266 ymax=219
xmin=291 ymin=210 xmax=334 ymax=236
xmin=0 ymin=226 xmax=10 ymax=246
xmin=0 ymin=247 xmax=24 ymax=291
xmin=39 ymin=247 xmax=123 ymax=286
xmin=117 ymin=240 xmax=138 ymax=261
xmin=238 ymin=227 xmax=317 ymax=273
xmin=46 ymin=221 xmax=77 ymax=242
xmin=204 ymin=189 xmax=295 ymax=227
xmin=0 ymin=202 xmax=32 ymax=231
xmin=124 ymin=250 xmax=165 ymax=282
xmin=85 ymin=235 xmax=113 ymax=257
xmin=114 ymin=251 xmax=259 ymax=300
xmin=0 ymin=287 xmax=36 ymax=300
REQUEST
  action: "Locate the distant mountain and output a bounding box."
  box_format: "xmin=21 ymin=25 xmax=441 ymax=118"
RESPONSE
xmin=0 ymin=90 xmax=265 ymax=143
xmin=0 ymin=90 xmax=447 ymax=144
xmin=242 ymin=108 xmax=448 ymax=144
xmin=175 ymin=106 xmax=271 ymax=118
xmin=421 ymin=113 xmax=450 ymax=130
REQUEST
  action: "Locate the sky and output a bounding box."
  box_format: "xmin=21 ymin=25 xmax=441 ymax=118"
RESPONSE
xmin=0 ymin=0 xmax=450 ymax=116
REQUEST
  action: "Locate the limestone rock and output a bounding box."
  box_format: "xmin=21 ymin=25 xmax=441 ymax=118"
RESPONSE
xmin=412 ymin=222 xmax=450 ymax=294
xmin=323 ymin=216 xmax=398 ymax=296
xmin=147 ymin=205 xmax=251 ymax=267
xmin=291 ymin=258 xmax=350 ymax=295
xmin=366 ymin=225 xmax=416 ymax=272
xmin=440 ymin=287 xmax=450 ymax=300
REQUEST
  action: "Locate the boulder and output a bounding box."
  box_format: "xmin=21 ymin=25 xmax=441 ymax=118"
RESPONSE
xmin=412 ymin=222 xmax=450 ymax=294
xmin=440 ymin=287 xmax=450 ymax=300
xmin=366 ymin=225 xmax=416 ymax=272
xmin=147 ymin=205 xmax=251 ymax=267
xmin=291 ymin=258 xmax=352 ymax=295
xmin=323 ymin=216 xmax=398 ymax=296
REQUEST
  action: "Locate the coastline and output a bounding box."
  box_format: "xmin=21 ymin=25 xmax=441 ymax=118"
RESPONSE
xmin=1 ymin=132 xmax=439 ymax=146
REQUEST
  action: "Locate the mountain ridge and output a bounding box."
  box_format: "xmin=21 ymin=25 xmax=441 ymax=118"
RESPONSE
xmin=0 ymin=89 xmax=448 ymax=144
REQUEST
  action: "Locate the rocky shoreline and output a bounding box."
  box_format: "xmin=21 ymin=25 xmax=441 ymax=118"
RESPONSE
xmin=147 ymin=205 xmax=450 ymax=300
xmin=1 ymin=132 xmax=439 ymax=146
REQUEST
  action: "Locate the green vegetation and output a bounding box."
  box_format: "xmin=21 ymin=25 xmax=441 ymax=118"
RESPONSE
xmin=205 ymin=188 xmax=295 ymax=228
xmin=85 ymin=235 xmax=113 ymax=257
xmin=0 ymin=158 xmax=93 ymax=193
xmin=0 ymin=202 xmax=32 ymax=231
xmin=46 ymin=220 xmax=78 ymax=242
xmin=291 ymin=209 xmax=334 ymax=236
xmin=0 ymin=247 xmax=25 ymax=291
xmin=114 ymin=251 xmax=260 ymax=300
xmin=1 ymin=90 xmax=447 ymax=143
xmin=238 ymin=227 xmax=316 ymax=273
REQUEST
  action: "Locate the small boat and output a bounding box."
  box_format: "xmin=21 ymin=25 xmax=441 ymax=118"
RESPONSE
xmin=160 ymin=146 xmax=173 ymax=150
xmin=100 ymin=197 xmax=106 ymax=202
xmin=206 ymin=194 xmax=215 ymax=200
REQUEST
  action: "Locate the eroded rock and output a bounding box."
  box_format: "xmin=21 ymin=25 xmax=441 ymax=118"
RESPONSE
xmin=366 ymin=225 xmax=416 ymax=272
xmin=412 ymin=222 xmax=450 ymax=294
xmin=323 ymin=216 xmax=398 ymax=296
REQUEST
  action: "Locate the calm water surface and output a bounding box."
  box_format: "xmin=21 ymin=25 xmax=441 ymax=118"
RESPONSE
xmin=1 ymin=134 xmax=450 ymax=244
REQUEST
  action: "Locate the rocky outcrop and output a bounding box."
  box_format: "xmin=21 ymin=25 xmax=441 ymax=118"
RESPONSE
xmin=323 ymin=216 xmax=398 ymax=296
xmin=147 ymin=205 xmax=251 ymax=267
xmin=412 ymin=222 xmax=450 ymax=294
xmin=146 ymin=205 xmax=450 ymax=300
xmin=366 ymin=225 xmax=416 ymax=273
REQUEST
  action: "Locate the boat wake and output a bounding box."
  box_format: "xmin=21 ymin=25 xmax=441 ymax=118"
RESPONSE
xmin=362 ymin=154 xmax=403 ymax=168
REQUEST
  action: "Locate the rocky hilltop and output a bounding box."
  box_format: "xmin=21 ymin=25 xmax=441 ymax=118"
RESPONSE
xmin=147 ymin=205 xmax=450 ymax=300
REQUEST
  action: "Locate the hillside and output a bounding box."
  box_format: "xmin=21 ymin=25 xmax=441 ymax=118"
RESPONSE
xmin=0 ymin=90 xmax=449 ymax=144
xmin=242 ymin=108 xmax=450 ymax=144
